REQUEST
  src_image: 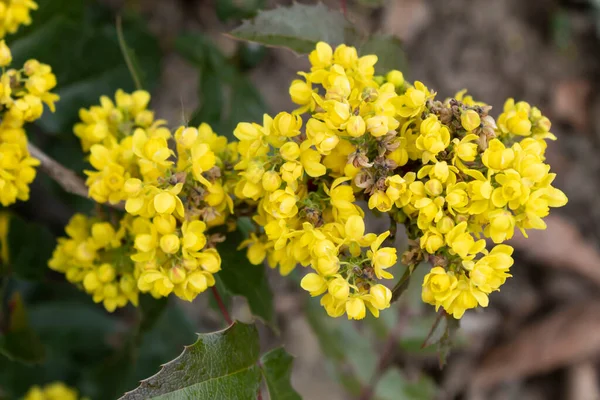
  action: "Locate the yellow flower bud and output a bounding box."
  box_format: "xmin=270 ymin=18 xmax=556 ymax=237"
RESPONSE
xmin=0 ymin=41 xmax=12 ymax=67
xmin=346 ymin=297 xmax=366 ymax=320
xmin=424 ymin=179 xmax=443 ymax=196
xmin=187 ymin=271 xmax=209 ymax=292
xmin=461 ymin=110 xmax=481 ymax=132
xmin=273 ymin=112 xmax=302 ymax=137
xmin=168 ymin=266 xmax=187 ymax=284
xmin=280 ymin=142 xmax=300 ymax=161
xmin=91 ymin=222 xmax=115 ymax=248
xmin=369 ymin=284 xmax=392 ymax=310
xmin=346 ymin=115 xmax=366 ymax=137
xmin=198 ymin=250 xmax=221 ymax=273
xmin=328 ymin=277 xmax=350 ymax=301
xmin=97 ymin=263 xmax=116 ymax=283
xmin=154 ymin=192 xmax=176 ymax=214
xmin=289 ymin=79 xmax=312 ymax=105
xmin=83 ymin=271 xmax=100 ymax=292
xmin=316 ymin=256 xmax=339 ymax=276
xmin=153 ymin=215 xmax=176 ymax=235
xmin=262 ymin=171 xmax=282 ymax=192
xmin=160 ymin=234 xmax=180 ymax=254
xmin=386 ymin=70 xmax=404 ymax=87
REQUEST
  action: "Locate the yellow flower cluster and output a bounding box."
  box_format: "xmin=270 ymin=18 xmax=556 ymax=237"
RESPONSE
xmin=124 ymin=121 xmax=237 ymax=302
xmin=0 ymin=38 xmax=58 ymax=206
xmin=53 ymin=93 xmax=238 ymax=309
xmin=49 ymin=213 xmax=139 ymax=312
xmin=23 ymin=381 xmax=82 ymax=400
xmin=234 ymin=41 xmax=567 ymax=319
xmin=0 ymin=0 xmax=37 ymax=39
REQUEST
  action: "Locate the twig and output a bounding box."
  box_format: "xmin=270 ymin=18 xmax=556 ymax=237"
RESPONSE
xmin=341 ymin=0 xmax=347 ymax=16
xmin=211 ymin=286 xmax=232 ymax=325
xmin=116 ymin=15 xmax=142 ymax=91
xmin=358 ymin=315 xmax=406 ymax=400
xmin=28 ymin=143 xmax=125 ymax=210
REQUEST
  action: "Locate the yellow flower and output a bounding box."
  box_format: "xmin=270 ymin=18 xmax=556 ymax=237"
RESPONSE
xmin=482 ymin=139 xmax=514 ymax=171
xmin=23 ymin=382 xmax=80 ymax=400
xmin=393 ymin=81 xmax=431 ymax=118
xmin=369 ymin=231 xmax=396 ymax=279
xmin=346 ymin=297 xmax=366 ymax=320
xmin=415 ymin=114 xmax=450 ymax=164
xmin=309 ymin=42 xmax=333 ymax=70
xmin=422 ymin=267 xmax=457 ymax=309
xmin=442 ymin=275 xmax=489 ymax=319
xmin=300 ymin=273 xmax=328 ymax=296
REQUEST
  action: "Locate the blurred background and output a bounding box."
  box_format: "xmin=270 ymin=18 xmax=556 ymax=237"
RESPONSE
xmin=2 ymin=0 xmax=600 ymax=399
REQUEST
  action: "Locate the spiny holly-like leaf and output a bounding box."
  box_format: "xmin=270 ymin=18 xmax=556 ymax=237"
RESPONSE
xmin=260 ymin=347 xmax=301 ymax=400
xmin=120 ymin=322 xmax=261 ymax=400
xmin=216 ymin=227 xmax=275 ymax=326
xmin=0 ymin=293 xmax=45 ymax=364
xmin=230 ymin=2 xmax=360 ymax=54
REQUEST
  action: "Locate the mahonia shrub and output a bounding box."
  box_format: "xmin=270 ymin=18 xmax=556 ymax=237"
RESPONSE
xmin=233 ymin=42 xmax=568 ymax=319
xmin=45 ymin=40 xmax=568 ymax=320
xmin=0 ymin=1 xmax=570 ymax=398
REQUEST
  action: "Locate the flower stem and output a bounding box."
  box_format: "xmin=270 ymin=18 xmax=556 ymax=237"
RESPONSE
xmin=211 ymin=286 xmax=232 ymax=325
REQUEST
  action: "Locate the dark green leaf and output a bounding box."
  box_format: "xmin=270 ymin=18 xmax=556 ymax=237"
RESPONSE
xmin=7 ymin=216 xmax=54 ymax=281
xmin=230 ymin=2 xmax=359 ymax=54
xmin=0 ymin=293 xmax=45 ymax=364
xmin=138 ymin=295 xmax=168 ymax=335
xmin=304 ymin=298 xmax=376 ymax=395
xmin=216 ymin=0 xmax=265 ymax=22
xmin=437 ymin=316 xmax=460 ymax=367
xmin=9 ymin=5 xmax=161 ymax=134
xmin=359 ymin=34 xmax=407 ymax=75
xmin=216 ymin=227 xmax=274 ymax=326
xmin=120 ymin=322 xmax=261 ymax=400
xmin=374 ymin=368 xmax=437 ymax=400
xmin=260 ymin=347 xmax=301 ymax=400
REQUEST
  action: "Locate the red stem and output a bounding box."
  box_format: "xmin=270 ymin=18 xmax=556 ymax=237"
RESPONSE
xmin=341 ymin=0 xmax=347 ymax=16
xmin=211 ymin=286 xmax=232 ymax=325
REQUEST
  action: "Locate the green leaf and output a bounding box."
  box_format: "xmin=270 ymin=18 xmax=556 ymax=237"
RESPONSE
xmin=7 ymin=216 xmax=54 ymax=281
xmin=304 ymin=298 xmax=376 ymax=395
xmin=8 ymin=4 xmax=161 ymax=134
xmin=359 ymin=34 xmax=407 ymax=75
xmin=138 ymin=295 xmax=169 ymax=335
xmin=260 ymin=347 xmax=301 ymax=400
xmin=176 ymin=33 xmax=266 ymax=138
xmin=374 ymin=368 xmax=437 ymax=400
xmin=216 ymin=0 xmax=265 ymax=22
xmin=216 ymin=227 xmax=275 ymax=326
xmin=120 ymin=322 xmax=261 ymax=400
xmin=230 ymin=2 xmax=359 ymax=54
xmin=0 ymin=293 xmax=45 ymax=364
